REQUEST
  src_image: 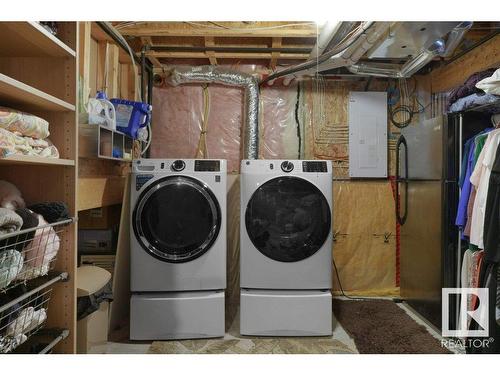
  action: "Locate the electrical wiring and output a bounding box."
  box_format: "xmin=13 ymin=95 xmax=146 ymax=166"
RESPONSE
xmin=195 ymin=85 xmax=210 ymax=158
xmin=388 ymin=77 xmax=429 ymax=129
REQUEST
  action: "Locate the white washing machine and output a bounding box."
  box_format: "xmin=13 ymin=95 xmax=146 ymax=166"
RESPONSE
xmin=130 ymin=159 xmax=226 ymax=340
xmin=240 ymin=159 xmax=333 ymax=336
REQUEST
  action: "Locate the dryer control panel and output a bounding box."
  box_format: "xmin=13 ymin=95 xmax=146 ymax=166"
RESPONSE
xmin=302 ymin=161 xmax=328 ymax=173
xmin=195 ymin=160 xmax=221 ymax=172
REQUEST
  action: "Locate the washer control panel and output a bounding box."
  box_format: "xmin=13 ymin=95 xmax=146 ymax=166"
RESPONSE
xmin=302 ymin=161 xmax=328 ymax=173
xmin=195 ymin=160 xmax=220 ymax=172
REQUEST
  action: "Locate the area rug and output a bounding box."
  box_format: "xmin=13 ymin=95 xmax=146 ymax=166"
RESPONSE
xmin=333 ymin=299 xmax=451 ymax=354
xmin=148 ymin=311 xmax=357 ymax=354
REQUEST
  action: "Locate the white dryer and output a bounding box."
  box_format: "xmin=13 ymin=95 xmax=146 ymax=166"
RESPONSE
xmin=240 ymin=159 xmax=333 ymax=336
xmin=130 ymin=159 xmax=226 ymax=340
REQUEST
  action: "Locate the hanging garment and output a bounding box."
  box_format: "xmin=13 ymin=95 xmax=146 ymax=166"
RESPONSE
xmin=469 ymin=130 xmax=500 ymax=248
xmin=483 ymin=141 xmax=500 ymax=263
xmin=464 ymin=187 xmax=476 ymax=238
xmin=456 ymin=140 xmax=476 ymax=236
xmin=459 ymin=249 xmax=475 ymax=330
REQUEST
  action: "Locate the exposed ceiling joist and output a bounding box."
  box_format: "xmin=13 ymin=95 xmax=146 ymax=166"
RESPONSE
xmin=144 ymin=51 xmax=310 ymax=60
xmin=117 ymin=22 xmax=318 ymax=38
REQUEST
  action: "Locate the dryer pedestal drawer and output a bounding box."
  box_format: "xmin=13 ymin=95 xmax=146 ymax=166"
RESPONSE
xmin=130 ymin=291 xmax=224 ymax=340
xmin=240 ymin=289 xmax=332 ymax=336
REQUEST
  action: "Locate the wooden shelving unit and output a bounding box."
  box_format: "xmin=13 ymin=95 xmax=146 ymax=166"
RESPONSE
xmin=0 ymin=73 xmax=75 ymax=112
xmin=0 ymin=155 xmax=75 ymax=166
xmin=0 ymin=22 xmax=76 ymax=58
xmin=0 ymin=21 xmax=78 ymax=354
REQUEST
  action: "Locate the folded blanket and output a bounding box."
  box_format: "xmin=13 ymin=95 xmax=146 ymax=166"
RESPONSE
xmin=476 ymin=68 xmax=500 ymax=96
xmin=5 ymin=307 xmax=47 ymax=336
xmin=448 ymin=93 xmax=500 ymax=113
xmin=0 ymin=128 xmax=59 ymax=159
xmin=447 ymin=68 xmax=496 ymax=110
xmin=28 ymin=202 xmax=70 ymax=224
xmin=0 ymin=249 xmax=23 ymax=290
xmin=0 ymin=106 xmax=49 ymax=139
xmin=0 ymin=208 xmax=23 ymax=235
xmin=16 ymin=215 xmax=60 ymax=281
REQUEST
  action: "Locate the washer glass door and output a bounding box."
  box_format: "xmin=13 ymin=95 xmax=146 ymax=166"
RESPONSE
xmin=245 ymin=176 xmax=331 ymax=262
xmin=133 ymin=175 xmax=221 ymax=263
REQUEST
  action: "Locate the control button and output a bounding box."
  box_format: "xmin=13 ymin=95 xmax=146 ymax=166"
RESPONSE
xmin=281 ymin=161 xmax=294 ymax=173
xmin=171 ymin=160 xmax=185 ymax=172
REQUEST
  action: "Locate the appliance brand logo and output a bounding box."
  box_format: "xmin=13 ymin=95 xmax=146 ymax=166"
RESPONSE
xmin=442 ymin=288 xmax=489 ymax=338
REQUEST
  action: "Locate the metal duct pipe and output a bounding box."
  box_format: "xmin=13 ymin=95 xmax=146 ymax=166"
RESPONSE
xmin=310 ymin=21 xmax=355 ymax=59
xmin=300 ymin=22 xmax=392 ymax=75
xmin=442 ymin=21 xmax=473 ymax=57
xmin=170 ymin=66 xmax=260 ymax=159
xmin=261 ymin=21 xmax=375 ymax=84
xmin=347 ymin=39 xmax=445 ymax=78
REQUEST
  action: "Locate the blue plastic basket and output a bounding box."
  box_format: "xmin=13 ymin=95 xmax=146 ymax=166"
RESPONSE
xmin=110 ymin=99 xmax=152 ymax=139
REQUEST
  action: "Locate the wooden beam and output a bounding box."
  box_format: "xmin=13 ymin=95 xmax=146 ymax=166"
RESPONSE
xmin=144 ymin=51 xmax=310 ymax=60
xmin=430 ymin=33 xmax=500 ymax=93
xmin=205 ymin=36 xmax=217 ymax=65
xmin=118 ymin=22 xmax=317 ymax=38
xmin=79 ymin=22 xmax=91 ymax=108
xmin=106 ymin=44 xmax=120 ymax=98
xmin=140 ymin=36 xmax=162 ymax=68
xmin=270 ymin=37 xmax=282 ymax=70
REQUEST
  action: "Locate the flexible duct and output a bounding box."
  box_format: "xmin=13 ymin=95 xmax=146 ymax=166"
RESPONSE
xmin=170 ymin=65 xmax=260 ymax=159
xmin=348 ymin=39 xmax=446 ymax=78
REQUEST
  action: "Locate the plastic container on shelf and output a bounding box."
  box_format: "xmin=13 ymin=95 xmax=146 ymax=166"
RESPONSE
xmin=87 ymin=91 xmax=116 ymax=131
xmin=110 ymin=98 xmax=151 ymax=140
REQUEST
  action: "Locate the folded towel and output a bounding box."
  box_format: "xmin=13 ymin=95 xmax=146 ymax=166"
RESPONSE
xmin=0 ymin=249 xmax=23 ymax=289
xmin=15 ymin=215 xmax=60 ymax=281
xmin=0 ymin=334 xmax=27 ymax=353
xmin=0 ymin=208 xmax=23 ymax=235
xmin=5 ymin=307 xmax=47 ymax=336
xmin=28 ymin=202 xmax=70 ymax=224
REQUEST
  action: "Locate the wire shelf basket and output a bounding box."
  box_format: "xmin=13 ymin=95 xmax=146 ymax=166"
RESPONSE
xmin=0 ymin=273 xmax=67 ymax=354
xmin=0 ymin=218 xmax=73 ymax=294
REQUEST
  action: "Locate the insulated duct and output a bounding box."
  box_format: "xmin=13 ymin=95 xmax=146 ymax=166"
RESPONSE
xmin=348 ymin=39 xmax=446 ymax=78
xmin=170 ymin=65 xmax=260 ymax=159
xmin=310 ymin=21 xmax=357 ymax=59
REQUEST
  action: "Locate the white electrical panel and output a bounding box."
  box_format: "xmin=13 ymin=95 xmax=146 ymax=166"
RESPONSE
xmin=348 ymin=91 xmax=388 ymax=178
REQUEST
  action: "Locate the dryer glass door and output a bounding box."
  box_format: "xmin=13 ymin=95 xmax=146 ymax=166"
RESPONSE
xmin=133 ymin=176 xmax=221 ymax=263
xmin=245 ymin=176 xmax=331 ymax=262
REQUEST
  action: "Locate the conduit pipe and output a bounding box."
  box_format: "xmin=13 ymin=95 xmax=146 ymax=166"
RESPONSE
xmin=170 ymin=65 xmax=260 ymax=159
xmin=347 ymin=39 xmax=446 ymax=78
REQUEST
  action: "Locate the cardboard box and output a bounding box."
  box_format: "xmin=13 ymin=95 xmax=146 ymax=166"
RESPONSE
xmin=78 ymin=205 xmax=121 ymax=230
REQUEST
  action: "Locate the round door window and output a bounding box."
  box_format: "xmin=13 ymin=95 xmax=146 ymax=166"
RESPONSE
xmin=245 ymin=176 xmax=331 ymax=262
xmin=133 ymin=176 xmax=221 ymax=263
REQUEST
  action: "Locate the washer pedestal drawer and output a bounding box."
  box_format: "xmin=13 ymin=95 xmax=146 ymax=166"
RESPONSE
xmin=240 ymin=289 xmax=332 ymax=336
xmin=130 ymin=290 xmax=224 ymax=340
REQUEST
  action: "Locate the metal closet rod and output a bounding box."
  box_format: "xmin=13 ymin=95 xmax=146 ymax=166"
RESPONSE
xmin=38 ymin=329 xmax=70 ymax=354
xmin=0 ymin=272 xmax=69 ymax=314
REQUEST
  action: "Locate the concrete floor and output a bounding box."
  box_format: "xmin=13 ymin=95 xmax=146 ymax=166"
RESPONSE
xmin=92 ymin=297 xmax=453 ymax=354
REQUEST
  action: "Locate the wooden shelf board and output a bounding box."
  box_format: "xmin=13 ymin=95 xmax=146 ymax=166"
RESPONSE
xmin=78 ymin=175 xmax=126 ymax=211
xmin=0 ymin=155 xmax=75 ymax=166
xmin=0 ymin=73 xmax=75 ymax=112
xmin=0 ymin=22 xmax=76 ymax=58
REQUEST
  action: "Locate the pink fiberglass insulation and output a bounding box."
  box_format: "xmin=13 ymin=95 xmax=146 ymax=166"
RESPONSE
xmin=151 ymin=80 xmax=298 ymax=172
